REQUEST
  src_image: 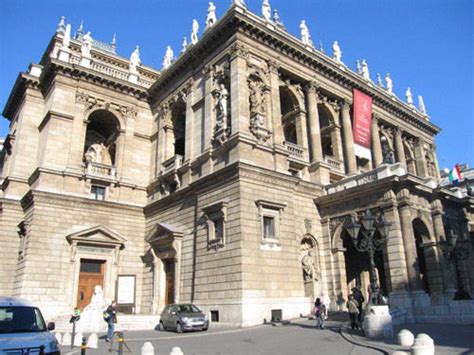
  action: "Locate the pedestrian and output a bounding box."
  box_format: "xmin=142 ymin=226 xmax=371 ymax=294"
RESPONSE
xmin=104 ymin=300 xmax=117 ymax=342
xmin=346 ymin=294 xmax=359 ymax=330
xmin=351 ymin=287 xmax=365 ymax=323
xmin=313 ymin=298 xmax=327 ymax=329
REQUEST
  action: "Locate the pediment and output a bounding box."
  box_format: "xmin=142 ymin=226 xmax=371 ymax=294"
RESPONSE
xmin=146 ymin=222 xmax=184 ymax=244
xmin=66 ymin=225 xmax=127 ymax=247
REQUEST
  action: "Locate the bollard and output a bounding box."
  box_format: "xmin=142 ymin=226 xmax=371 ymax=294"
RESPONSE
xmin=392 ymin=351 xmax=409 ymax=355
xmin=81 ymin=336 xmax=87 ymax=355
xmin=62 ymin=332 xmax=71 ymax=346
xmin=141 ymin=342 xmax=154 ymax=355
xmin=54 ymin=332 xmax=62 ymax=346
xmin=170 ymin=346 xmax=184 ymax=355
xmin=410 ymin=333 xmax=434 ymax=355
xmin=74 ymin=332 xmax=83 ymax=348
xmin=86 ymin=333 xmax=98 ymax=349
xmin=397 ymin=329 xmax=415 ymax=347
xmin=118 ymin=332 xmax=124 ymax=355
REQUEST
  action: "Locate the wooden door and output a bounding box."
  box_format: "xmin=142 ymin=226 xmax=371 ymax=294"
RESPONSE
xmin=77 ymin=259 xmax=105 ymax=310
xmin=164 ymin=259 xmax=175 ymax=305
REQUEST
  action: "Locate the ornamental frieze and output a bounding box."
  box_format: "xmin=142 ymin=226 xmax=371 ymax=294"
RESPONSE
xmin=75 ymin=91 xmax=137 ymax=118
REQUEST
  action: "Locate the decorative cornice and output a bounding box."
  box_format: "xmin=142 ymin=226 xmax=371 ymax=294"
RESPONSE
xmin=2 ymin=73 xmax=41 ymax=120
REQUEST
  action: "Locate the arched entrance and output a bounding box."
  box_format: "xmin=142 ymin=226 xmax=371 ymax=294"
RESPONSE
xmin=412 ymin=218 xmax=431 ymax=293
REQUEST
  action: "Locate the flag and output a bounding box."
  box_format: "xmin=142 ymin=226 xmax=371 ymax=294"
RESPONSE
xmin=448 ymin=164 xmax=462 ymax=182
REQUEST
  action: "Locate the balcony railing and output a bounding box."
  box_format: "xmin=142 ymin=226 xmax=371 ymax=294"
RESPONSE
xmin=162 ymin=155 xmax=184 ymax=174
xmin=324 ymin=156 xmax=344 ymax=172
xmin=284 ymin=141 xmax=305 ymax=160
xmin=85 ymin=161 xmax=117 ymax=179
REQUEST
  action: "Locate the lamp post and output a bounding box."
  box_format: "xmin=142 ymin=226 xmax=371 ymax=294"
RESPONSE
xmin=346 ymin=209 xmax=392 ymax=305
xmin=439 ymin=230 xmax=472 ymax=300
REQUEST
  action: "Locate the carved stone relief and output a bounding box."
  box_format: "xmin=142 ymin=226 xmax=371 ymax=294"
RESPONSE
xmin=212 ymin=61 xmax=231 ymax=145
xmin=248 ymin=70 xmax=272 ymax=142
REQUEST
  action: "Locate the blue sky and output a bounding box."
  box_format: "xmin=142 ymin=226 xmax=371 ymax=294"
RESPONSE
xmin=0 ymin=0 xmax=472 ymax=169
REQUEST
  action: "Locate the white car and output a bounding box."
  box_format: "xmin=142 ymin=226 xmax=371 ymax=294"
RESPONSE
xmin=0 ymin=297 xmax=60 ymax=354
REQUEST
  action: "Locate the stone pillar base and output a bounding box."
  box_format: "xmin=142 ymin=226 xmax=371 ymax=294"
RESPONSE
xmin=363 ymin=304 xmax=393 ymax=339
xmin=308 ymin=161 xmax=330 ymax=185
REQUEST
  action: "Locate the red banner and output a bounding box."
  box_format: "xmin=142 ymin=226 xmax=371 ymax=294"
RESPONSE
xmin=353 ymin=89 xmax=372 ymax=160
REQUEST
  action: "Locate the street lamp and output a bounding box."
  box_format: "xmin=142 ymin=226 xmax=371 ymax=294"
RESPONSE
xmin=346 ymin=209 xmax=392 ymax=305
xmin=439 ymin=230 xmax=472 ymax=300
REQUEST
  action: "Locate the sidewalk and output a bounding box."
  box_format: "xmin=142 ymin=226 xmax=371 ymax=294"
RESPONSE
xmin=340 ymin=320 xmax=474 ymax=354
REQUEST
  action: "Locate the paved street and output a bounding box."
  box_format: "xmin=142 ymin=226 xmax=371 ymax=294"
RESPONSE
xmin=60 ymin=317 xmax=380 ymax=355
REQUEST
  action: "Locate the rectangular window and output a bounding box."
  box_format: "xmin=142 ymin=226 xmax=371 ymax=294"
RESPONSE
xmin=80 ymin=259 xmax=103 ymax=273
xmin=211 ymin=310 xmax=219 ymax=322
xmin=91 ymin=185 xmax=106 ymax=201
xmin=214 ymin=218 xmax=224 ymax=241
xmin=263 ymin=216 xmax=275 ymax=238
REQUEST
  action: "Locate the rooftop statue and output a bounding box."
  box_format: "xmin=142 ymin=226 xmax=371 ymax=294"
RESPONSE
xmin=273 ymin=9 xmax=285 ymax=29
xmin=129 ymin=45 xmax=141 ymax=74
xmin=377 ymin=73 xmax=383 ymax=87
xmin=418 ymin=95 xmax=427 ymax=114
xmin=56 ymin=16 xmax=66 ymax=34
xmin=62 ymin=24 xmax=71 ymax=48
xmin=81 ymin=31 xmax=93 ymax=58
xmin=206 ymin=2 xmax=217 ymax=29
xmin=332 ymin=41 xmax=342 ymax=64
xmin=181 ymin=37 xmax=188 ymax=53
xmin=361 ymin=59 xmax=370 ymax=80
xmin=406 ymin=87 xmax=414 ymax=105
xmin=162 ymin=45 xmax=174 ymax=69
xmin=262 ymin=0 xmax=272 ymax=22
xmin=233 ymin=0 xmax=246 ymax=8
xmin=191 ymin=19 xmax=199 ymax=45
xmin=300 ymin=20 xmax=312 ymax=47
xmin=356 ymin=60 xmax=362 ymax=75
xmin=385 ymin=73 xmax=393 ymax=94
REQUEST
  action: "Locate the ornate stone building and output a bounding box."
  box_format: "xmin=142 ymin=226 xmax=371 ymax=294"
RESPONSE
xmin=1 ymin=3 xmax=473 ymax=326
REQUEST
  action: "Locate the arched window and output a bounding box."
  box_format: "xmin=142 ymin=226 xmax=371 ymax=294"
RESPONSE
xmin=318 ymin=106 xmax=333 ymax=157
xmin=84 ymin=110 xmax=120 ymax=166
xmin=171 ymin=102 xmax=186 ymax=157
xmin=279 ymin=87 xmax=299 ymax=145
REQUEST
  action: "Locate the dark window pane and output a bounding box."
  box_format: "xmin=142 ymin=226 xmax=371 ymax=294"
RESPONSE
xmin=263 ymin=216 xmax=275 ymax=238
xmin=80 ymin=260 xmax=102 ymax=273
xmin=215 ymin=219 xmax=224 ymax=240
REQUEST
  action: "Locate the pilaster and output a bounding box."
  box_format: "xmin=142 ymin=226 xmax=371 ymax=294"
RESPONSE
xmin=229 ymin=43 xmax=250 ymax=136
xmin=395 ymin=127 xmax=406 ymax=167
xmin=305 ymin=81 xmax=323 ymax=163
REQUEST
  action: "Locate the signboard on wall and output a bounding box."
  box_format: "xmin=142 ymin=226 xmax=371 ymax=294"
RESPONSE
xmin=116 ymin=275 xmax=135 ymax=305
xmin=353 ymin=89 xmax=372 ymax=160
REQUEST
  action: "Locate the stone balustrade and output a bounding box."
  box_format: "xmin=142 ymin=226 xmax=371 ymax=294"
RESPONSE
xmin=162 ymin=155 xmax=184 ymax=174
xmin=85 ymin=161 xmax=117 ymax=179
xmin=284 ymin=141 xmax=306 ymax=160
xmin=324 ymin=156 xmax=344 ymax=172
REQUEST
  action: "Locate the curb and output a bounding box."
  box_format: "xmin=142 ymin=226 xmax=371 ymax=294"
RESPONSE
xmin=338 ymin=324 xmax=390 ymax=355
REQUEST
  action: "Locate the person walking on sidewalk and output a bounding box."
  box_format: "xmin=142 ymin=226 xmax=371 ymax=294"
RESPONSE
xmin=104 ymin=300 xmax=117 ymax=342
xmin=313 ymin=298 xmax=327 ymax=329
xmin=346 ymin=295 xmax=360 ymax=330
xmin=351 ymin=287 xmax=365 ymax=323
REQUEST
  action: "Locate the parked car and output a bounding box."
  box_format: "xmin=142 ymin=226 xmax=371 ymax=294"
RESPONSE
xmin=159 ymin=304 xmax=209 ymax=333
xmin=0 ymin=297 xmax=60 ymax=354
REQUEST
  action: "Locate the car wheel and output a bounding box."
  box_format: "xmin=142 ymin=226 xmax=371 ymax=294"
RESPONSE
xmin=158 ymin=321 xmax=165 ymax=331
xmin=202 ymin=326 xmax=208 ymax=331
xmin=176 ymin=322 xmax=183 ymax=333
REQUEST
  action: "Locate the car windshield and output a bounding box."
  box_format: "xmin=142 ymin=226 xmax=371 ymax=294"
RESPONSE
xmin=0 ymin=307 xmax=46 ymax=333
xmin=176 ymin=304 xmax=201 ymax=313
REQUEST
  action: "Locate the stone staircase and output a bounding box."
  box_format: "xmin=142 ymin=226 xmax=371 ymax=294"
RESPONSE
xmin=52 ymin=314 xmax=161 ymax=333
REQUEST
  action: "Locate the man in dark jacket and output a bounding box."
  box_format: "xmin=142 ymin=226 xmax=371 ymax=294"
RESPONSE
xmin=351 ymin=287 xmax=365 ymax=323
xmin=105 ymin=300 xmax=117 ymax=342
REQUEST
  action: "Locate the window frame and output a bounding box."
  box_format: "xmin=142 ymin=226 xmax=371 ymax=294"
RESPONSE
xmin=202 ymin=200 xmax=228 ymax=250
xmin=255 ymin=199 xmax=286 ymax=250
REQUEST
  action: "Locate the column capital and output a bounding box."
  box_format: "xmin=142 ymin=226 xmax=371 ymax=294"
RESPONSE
xmin=304 ymin=80 xmax=319 ymax=94
xmin=395 ymin=126 xmax=403 ymax=137
xmin=228 ymin=42 xmax=249 ymax=61
xmin=267 ymin=59 xmax=280 ymax=74
xmin=340 ymin=99 xmax=351 ymax=112
xmin=372 ymin=112 xmax=382 ymax=123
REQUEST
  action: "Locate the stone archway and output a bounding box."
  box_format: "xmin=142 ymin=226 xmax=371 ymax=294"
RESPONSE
xmin=300 ymin=235 xmax=321 ymax=300
xmin=412 ymin=218 xmax=432 ymax=294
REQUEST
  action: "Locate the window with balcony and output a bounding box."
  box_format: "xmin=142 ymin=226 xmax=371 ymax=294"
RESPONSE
xmin=83 ymin=110 xmax=120 ymax=180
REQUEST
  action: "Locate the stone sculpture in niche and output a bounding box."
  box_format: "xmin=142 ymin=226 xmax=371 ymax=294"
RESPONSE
xmin=85 ymin=143 xmax=112 ymax=166
xmin=248 ymin=73 xmax=272 ymax=142
xmin=212 ymin=63 xmax=231 ymax=145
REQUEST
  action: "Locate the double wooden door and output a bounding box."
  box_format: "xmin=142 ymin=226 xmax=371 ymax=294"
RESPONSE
xmin=76 ymin=259 xmax=105 ymax=310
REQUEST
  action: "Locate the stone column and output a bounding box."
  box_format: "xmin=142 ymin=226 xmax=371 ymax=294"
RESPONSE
xmin=371 ymin=114 xmax=383 ymax=167
xmin=305 ymin=81 xmax=323 ymax=163
xmin=395 ymin=128 xmax=406 ymax=167
xmin=229 ymin=43 xmax=250 ymax=136
xmin=397 ymin=190 xmax=422 ymax=291
xmin=414 ymin=138 xmax=428 ymax=177
xmin=340 ymin=100 xmax=357 ymax=174
xmin=184 ymin=84 xmax=194 ymax=162
xmin=431 ymin=200 xmax=456 ymax=295
xmin=203 ymin=66 xmax=214 ymax=151
xmin=267 ymin=60 xmax=288 ymax=172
